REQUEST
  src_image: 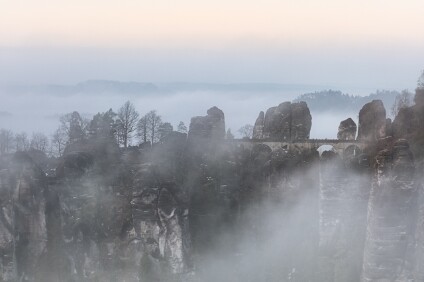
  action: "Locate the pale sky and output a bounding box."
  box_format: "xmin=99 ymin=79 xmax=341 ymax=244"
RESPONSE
xmin=2 ymin=0 xmax=424 ymax=48
xmin=1 ymin=0 xmax=424 ymax=87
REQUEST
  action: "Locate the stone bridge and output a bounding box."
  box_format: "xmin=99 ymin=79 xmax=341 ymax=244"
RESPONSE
xmin=226 ymin=139 xmax=366 ymax=158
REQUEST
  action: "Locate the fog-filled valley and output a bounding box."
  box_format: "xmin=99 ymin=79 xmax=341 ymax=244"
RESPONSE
xmin=0 ymin=74 xmax=423 ymax=281
xmin=0 ymin=81 xmax=399 ymax=141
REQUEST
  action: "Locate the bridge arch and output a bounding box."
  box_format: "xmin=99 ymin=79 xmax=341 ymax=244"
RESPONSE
xmin=317 ymin=144 xmax=337 ymax=156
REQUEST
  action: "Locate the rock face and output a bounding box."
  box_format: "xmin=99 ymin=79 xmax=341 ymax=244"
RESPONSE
xmin=252 ymin=111 xmax=265 ymax=139
xmin=361 ymin=139 xmax=417 ymax=281
xmin=337 ymin=118 xmax=357 ymax=140
xmin=357 ymin=100 xmax=387 ymax=142
xmin=254 ymin=101 xmax=312 ymax=141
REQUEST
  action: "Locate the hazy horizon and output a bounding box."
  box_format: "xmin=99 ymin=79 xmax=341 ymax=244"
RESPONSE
xmin=2 ymin=0 xmax=424 ymax=88
xmin=1 ymin=0 xmax=423 ymax=141
xmin=0 ymin=82 xmax=398 ymax=141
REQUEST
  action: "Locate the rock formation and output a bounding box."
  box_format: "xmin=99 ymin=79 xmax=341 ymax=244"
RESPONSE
xmin=361 ymin=139 xmax=417 ymax=281
xmin=337 ymin=118 xmax=357 ymax=140
xmin=252 ymin=111 xmax=265 ymax=139
xmin=291 ymin=101 xmax=313 ymax=140
xmin=385 ymin=118 xmax=393 ymax=137
xmin=263 ymin=101 xmax=292 ymax=140
xmin=391 ymin=88 xmax=424 ymax=159
xmin=357 ymin=100 xmax=387 ymax=142
xmin=0 ymin=153 xmax=47 ymax=282
xmin=3 ymin=97 xmax=424 ymax=281
xmin=318 ymin=151 xmax=370 ymax=282
xmin=188 ymin=106 xmax=225 ymax=141
xmin=253 ymin=101 xmax=312 ymax=141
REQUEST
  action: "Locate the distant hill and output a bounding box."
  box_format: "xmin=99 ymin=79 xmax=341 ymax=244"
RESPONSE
xmin=293 ymin=89 xmax=399 ymax=115
xmin=0 ymin=80 xmax=401 ymax=115
xmin=0 ymin=80 xmax=330 ymax=97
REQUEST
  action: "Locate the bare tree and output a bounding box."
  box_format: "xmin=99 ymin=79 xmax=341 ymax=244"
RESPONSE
xmin=0 ymin=129 xmax=14 ymax=155
xmin=15 ymin=132 xmax=30 ymax=152
xmin=140 ymin=110 xmax=162 ymax=144
xmin=137 ymin=115 xmax=149 ymax=144
xmin=391 ymin=90 xmax=413 ymax=117
xmin=117 ymin=101 xmax=139 ymax=147
xmin=177 ymin=121 xmax=187 ymax=133
xmin=238 ymin=124 xmax=254 ymax=139
xmin=148 ymin=111 xmax=162 ymax=144
xmin=51 ymin=127 xmax=68 ymax=157
xmin=30 ymin=132 xmax=49 ymax=153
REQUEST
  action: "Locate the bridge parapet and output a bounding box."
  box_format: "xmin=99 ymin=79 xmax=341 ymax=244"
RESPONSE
xmin=226 ymin=139 xmax=365 ymax=157
xmin=228 ymin=138 xmax=361 ymax=143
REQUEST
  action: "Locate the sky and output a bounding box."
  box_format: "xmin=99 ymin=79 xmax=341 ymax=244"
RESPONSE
xmin=1 ymin=0 xmax=424 ymax=87
xmin=0 ymin=0 xmax=424 ymax=139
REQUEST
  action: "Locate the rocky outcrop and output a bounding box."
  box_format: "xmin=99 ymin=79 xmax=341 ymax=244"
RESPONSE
xmin=5 ymin=100 xmax=424 ymax=281
xmin=0 ymin=153 xmax=47 ymax=282
xmin=415 ymin=169 xmax=424 ymax=280
xmin=392 ymin=88 xmax=424 ymax=158
xmin=337 ymin=118 xmax=357 ymax=140
xmin=130 ymin=164 xmax=191 ymax=280
xmin=254 ymin=101 xmax=312 ymax=141
xmin=188 ymin=106 xmax=225 ymax=142
xmin=361 ymin=139 xmax=417 ymax=282
xmin=385 ymin=118 xmax=393 ymax=137
xmin=357 ymin=100 xmax=387 ymax=142
xmin=252 ymin=111 xmax=265 ymax=139
xmin=392 ymin=104 xmax=417 ymax=139
xmin=263 ymin=102 xmax=292 ymax=140
xmin=0 ymin=168 xmax=16 ymax=282
xmin=415 ymin=87 xmax=424 ymax=106
xmin=291 ymin=102 xmax=313 ymax=140
xmin=318 ymin=152 xmax=370 ymax=282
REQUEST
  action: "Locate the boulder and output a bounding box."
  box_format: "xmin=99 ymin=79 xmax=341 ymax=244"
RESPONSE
xmin=337 ymin=118 xmax=356 ymax=140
